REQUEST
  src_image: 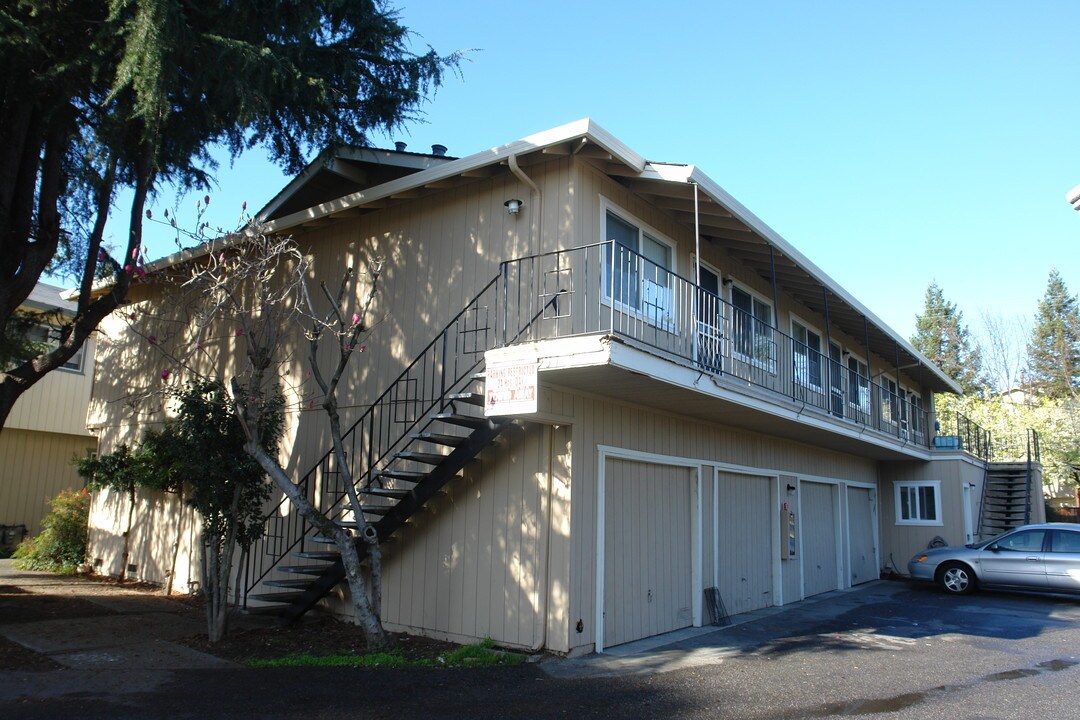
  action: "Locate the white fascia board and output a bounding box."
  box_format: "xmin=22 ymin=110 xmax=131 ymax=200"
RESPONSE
xmin=674 ymin=165 xmax=961 ymax=395
xmin=263 ymin=118 xmax=646 ymax=234
xmin=141 ymin=120 xmax=646 ymax=276
xmin=255 ymin=147 xmax=454 ymax=222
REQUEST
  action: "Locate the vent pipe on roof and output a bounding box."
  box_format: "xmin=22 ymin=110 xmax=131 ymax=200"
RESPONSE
xmin=395 ymin=141 xmax=407 ymax=152
xmin=431 ymin=144 xmax=447 ymax=157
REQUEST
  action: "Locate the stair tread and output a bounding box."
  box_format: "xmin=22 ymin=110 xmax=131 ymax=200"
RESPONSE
xmin=361 ymin=487 xmax=412 ymax=499
xmin=447 ymin=392 xmax=484 ymax=406
xmin=432 ymin=412 xmax=486 ymax=428
xmin=248 ymin=591 xmax=307 ymax=604
xmin=396 ymin=451 xmax=452 ymax=465
xmin=264 ymin=579 xmax=312 ymax=589
xmin=375 ymin=469 xmax=428 ymax=482
xmin=294 ymin=551 xmax=341 ymax=561
xmin=277 ymin=565 xmax=331 ymax=575
xmin=413 ymin=432 xmax=466 ymax=447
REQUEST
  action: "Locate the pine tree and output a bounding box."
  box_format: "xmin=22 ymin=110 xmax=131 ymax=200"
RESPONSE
xmin=0 ymin=0 xmax=459 ymax=431
xmin=1026 ymin=269 xmax=1080 ymax=399
xmin=911 ymin=281 xmax=985 ymax=394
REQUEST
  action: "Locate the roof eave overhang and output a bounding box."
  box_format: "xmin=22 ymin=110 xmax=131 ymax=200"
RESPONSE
xmin=261 ymin=118 xmax=645 ymax=234
xmin=642 ymin=163 xmax=961 ymax=395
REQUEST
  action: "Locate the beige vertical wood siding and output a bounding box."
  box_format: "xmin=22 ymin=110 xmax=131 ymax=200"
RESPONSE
xmin=801 ymin=481 xmax=840 ymax=597
xmin=0 ymin=429 xmax=97 ymax=539
xmin=543 ymin=384 xmax=878 ymax=654
xmin=603 ymin=458 xmax=694 ymax=648
xmin=879 ymin=458 xmax=982 ymax=566
xmin=363 ymin=421 xmax=572 ymax=651
xmin=7 ymin=337 xmax=95 ymax=437
xmin=779 ymin=474 xmax=801 ymax=604
xmin=847 ymin=486 xmax=877 ymax=585
xmin=84 ymin=485 xmax=201 ymax=593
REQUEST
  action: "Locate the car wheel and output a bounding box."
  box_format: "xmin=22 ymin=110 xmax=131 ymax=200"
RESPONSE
xmin=938 ymin=562 xmax=976 ymax=595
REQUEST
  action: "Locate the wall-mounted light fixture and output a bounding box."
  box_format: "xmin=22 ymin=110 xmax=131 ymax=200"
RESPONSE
xmin=786 ymin=483 xmax=797 ymax=494
xmin=721 ymin=277 xmax=734 ymax=287
xmin=504 ymin=198 xmax=524 ymax=215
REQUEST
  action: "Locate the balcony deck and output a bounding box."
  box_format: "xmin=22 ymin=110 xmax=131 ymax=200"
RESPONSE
xmin=489 ymin=242 xmax=941 ymax=461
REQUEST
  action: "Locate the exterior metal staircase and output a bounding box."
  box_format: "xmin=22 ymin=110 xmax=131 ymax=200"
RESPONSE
xmin=979 ymin=463 xmax=1031 ymax=536
xmin=977 ymin=429 xmax=1040 ymax=538
xmin=241 ymin=270 xmax=553 ymax=622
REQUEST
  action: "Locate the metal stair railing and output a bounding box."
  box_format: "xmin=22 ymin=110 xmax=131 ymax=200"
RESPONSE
xmin=243 ymin=266 xmax=566 ymax=603
xmin=243 ymin=274 xmax=501 ymax=601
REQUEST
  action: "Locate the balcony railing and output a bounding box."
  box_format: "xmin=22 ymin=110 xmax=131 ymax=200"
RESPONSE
xmin=497 ymin=241 xmax=930 ymax=447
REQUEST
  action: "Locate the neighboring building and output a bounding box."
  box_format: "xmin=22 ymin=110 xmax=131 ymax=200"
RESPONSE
xmin=85 ymin=120 xmax=1042 ymax=654
xmin=1 ymin=283 xmax=98 ymax=546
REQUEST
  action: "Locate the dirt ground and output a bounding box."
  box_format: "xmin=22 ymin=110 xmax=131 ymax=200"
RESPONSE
xmin=0 ymin=575 xmax=456 ymax=670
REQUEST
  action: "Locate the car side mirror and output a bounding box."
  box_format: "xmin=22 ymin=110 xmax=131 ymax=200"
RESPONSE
xmin=987 ymin=544 xmax=1000 ymax=552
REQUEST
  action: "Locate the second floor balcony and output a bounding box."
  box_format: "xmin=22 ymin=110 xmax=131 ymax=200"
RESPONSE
xmin=489 ymin=241 xmax=953 ymax=460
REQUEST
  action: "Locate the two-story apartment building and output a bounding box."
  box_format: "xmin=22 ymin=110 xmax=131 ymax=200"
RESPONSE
xmin=1 ymin=283 xmax=98 ymax=546
xmin=85 ymin=120 xmax=1039 ymax=655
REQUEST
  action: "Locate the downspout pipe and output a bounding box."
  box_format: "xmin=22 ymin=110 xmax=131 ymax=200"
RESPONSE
xmin=509 ymin=154 xmax=542 ymax=253
xmin=509 ymin=154 xmax=552 ymax=651
xmin=691 ymin=180 xmax=701 ymax=363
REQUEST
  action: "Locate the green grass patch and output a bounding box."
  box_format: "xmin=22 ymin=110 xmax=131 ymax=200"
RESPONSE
xmin=247 ymin=650 xmax=416 ymax=669
xmin=245 ymin=639 xmax=526 ymax=669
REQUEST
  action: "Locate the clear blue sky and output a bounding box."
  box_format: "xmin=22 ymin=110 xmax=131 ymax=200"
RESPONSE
xmin=132 ymin=1 xmax=1080 ymax=345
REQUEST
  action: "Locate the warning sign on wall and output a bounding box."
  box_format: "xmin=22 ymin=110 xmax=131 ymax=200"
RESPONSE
xmin=484 ymin=362 xmax=539 ymax=416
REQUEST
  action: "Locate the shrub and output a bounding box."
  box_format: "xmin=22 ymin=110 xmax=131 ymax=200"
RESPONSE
xmin=13 ymin=488 xmax=91 ymax=573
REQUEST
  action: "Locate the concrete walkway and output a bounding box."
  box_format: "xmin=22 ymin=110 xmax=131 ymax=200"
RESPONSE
xmin=541 ymin=579 xmax=909 ymax=678
xmin=0 ymin=559 xmax=237 ymax=671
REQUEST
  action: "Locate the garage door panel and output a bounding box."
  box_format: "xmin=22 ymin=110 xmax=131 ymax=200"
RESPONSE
xmin=802 ymin=482 xmax=839 ymax=597
xmin=604 ymin=459 xmax=692 ymax=648
xmin=847 ymin=486 xmax=876 ymax=585
xmin=716 ymin=472 xmax=772 ymax=616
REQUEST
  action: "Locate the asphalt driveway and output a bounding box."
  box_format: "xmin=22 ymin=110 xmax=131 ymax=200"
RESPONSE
xmin=2 ymin=561 xmax=1079 ymax=719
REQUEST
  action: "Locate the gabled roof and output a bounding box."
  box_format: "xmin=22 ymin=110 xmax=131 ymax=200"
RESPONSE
xmin=23 ymin=282 xmax=76 ymax=314
xmin=146 ymin=119 xmax=960 ymax=394
xmin=253 ymin=119 xmax=959 ymax=394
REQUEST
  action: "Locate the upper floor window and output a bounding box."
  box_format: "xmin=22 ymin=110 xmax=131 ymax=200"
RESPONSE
xmin=603 ymin=208 xmax=674 ymax=326
xmin=909 ymin=392 xmax=924 ymax=435
xmin=17 ymin=322 xmax=84 ymax=373
xmin=895 ymin=480 xmax=941 ymax=525
xmin=730 ymin=285 xmax=774 ymax=369
xmin=847 ymin=355 xmax=870 ymax=414
xmin=791 ymin=318 xmax=823 ymax=389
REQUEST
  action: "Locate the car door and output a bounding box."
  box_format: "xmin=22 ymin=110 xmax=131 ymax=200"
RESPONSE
xmin=1045 ymin=529 xmax=1080 ymax=593
xmin=978 ymin=529 xmax=1048 ymax=589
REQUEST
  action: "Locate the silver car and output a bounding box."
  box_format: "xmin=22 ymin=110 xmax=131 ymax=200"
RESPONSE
xmin=908 ymin=523 xmax=1080 ymax=595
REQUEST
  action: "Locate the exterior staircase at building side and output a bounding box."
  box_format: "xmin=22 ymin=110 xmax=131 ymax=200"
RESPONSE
xmin=979 ymin=462 xmax=1032 ymax=536
xmin=240 ymin=272 xmax=549 ymax=622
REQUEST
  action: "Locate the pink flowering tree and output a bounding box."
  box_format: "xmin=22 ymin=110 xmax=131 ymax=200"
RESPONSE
xmin=134 ymin=229 xmax=388 ymax=647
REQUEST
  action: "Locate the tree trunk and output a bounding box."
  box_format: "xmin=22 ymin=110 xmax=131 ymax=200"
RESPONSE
xmin=244 ymin=441 xmax=387 ymax=648
xmin=120 ymin=484 xmax=136 ymax=583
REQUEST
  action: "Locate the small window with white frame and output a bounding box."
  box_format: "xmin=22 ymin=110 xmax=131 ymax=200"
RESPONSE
xmin=895 ymin=480 xmax=941 ymax=525
xmin=601 ymin=203 xmax=675 ymax=327
xmin=16 ymin=321 xmax=85 ymax=373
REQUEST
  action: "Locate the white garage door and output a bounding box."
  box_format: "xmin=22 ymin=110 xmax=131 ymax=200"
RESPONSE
xmin=603 ymin=458 xmax=694 ymax=648
xmin=801 ymin=482 xmax=840 ymax=597
xmin=847 ymin=486 xmax=877 ymax=585
xmin=716 ymin=472 xmax=773 ymax=616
